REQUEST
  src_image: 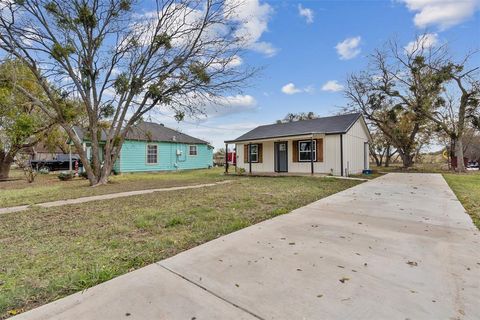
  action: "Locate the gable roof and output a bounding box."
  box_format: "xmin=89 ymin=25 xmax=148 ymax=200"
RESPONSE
xmin=225 ymin=113 xmax=363 ymax=143
xmin=73 ymin=122 xmax=208 ymax=145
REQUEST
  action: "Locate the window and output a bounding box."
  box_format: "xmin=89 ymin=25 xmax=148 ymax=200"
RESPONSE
xmin=249 ymin=144 xmax=259 ymax=163
xmin=147 ymin=144 xmax=158 ymax=164
xmin=298 ymin=140 xmax=316 ymax=162
xmin=189 ymin=145 xmax=198 ymax=156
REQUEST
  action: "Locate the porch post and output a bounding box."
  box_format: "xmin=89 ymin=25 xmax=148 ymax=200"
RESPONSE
xmin=225 ymin=143 xmax=229 ymax=174
xmin=249 ymin=143 xmax=252 ymax=174
xmin=310 ymin=135 xmax=314 ymax=175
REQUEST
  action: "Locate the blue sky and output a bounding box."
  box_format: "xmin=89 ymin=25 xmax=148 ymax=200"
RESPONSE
xmin=149 ymin=0 xmax=480 ymax=149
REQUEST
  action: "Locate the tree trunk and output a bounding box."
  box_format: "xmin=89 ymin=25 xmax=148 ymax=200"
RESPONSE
xmin=370 ymin=148 xmax=381 ymax=167
xmin=385 ymin=145 xmax=391 ymax=167
xmin=0 ymin=159 xmax=13 ymax=180
xmin=398 ymin=149 xmax=414 ymax=168
xmin=456 ymin=138 xmax=466 ymax=172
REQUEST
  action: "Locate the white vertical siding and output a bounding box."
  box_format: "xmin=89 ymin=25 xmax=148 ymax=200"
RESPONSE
xmin=343 ymin=118 xmax=370 ymax=175
xmin=325 ymin=134 xmax=341 ymax=175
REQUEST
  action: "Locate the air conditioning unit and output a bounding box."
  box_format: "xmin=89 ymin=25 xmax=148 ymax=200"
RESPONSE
xmin=176 ymin=149 xmax=182 ymax=156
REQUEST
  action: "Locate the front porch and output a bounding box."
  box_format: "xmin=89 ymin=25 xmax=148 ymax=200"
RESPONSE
xmin=224 ymin=133 xmax=333 ymax=176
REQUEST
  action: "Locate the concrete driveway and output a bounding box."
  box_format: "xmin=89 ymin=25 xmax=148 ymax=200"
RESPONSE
xmin=14 ymin=173 xmax=480 ymax=320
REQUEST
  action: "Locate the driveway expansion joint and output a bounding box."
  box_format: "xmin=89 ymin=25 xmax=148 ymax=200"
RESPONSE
xmin=156 ymin=262 xmax=266 ymax=320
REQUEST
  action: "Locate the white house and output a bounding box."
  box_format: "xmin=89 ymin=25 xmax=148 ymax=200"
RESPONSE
xmin=225 ymin=113 xmax=371 ymax=176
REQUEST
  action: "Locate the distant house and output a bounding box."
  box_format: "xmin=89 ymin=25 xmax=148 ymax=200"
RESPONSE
xmin=225 ymin=113 xmax=371 ymax=176
xmin=21 ymin=142 xmax=71 ymax=161
xmin=73 ymin=122 xmax=213 ymax=173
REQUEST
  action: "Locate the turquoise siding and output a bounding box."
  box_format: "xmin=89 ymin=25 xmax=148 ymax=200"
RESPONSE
xmin=115 ymin=140 xmax=213 ymax=173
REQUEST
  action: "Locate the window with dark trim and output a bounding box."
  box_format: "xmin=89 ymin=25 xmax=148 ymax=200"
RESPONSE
xmin=147 ymin=144 xmax=158 ymax=164
xmin=189 ymin=145 xmax=198 ymax=156
xmin=298 ymin=140 xmax=316 ymax=162
xmin=249 ymin=144 xmax=259 ymax=163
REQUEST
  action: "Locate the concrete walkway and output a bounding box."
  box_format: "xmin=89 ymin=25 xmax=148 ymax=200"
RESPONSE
xmin=0 ymin=180 xmax=232 ymax=215
xmin=13 ymin=173 xmax=480 ymax=320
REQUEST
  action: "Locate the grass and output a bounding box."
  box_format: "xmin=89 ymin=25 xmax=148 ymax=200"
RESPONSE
xmin=370 ymin=163 xmax=448 ymax=173
xmin=0 ymin=168 xmax=231 ymax=208
xmin=443 ymin=172 xmax=480 ymax=230
xmin=0 ymin=174 xmax=361 ymax=318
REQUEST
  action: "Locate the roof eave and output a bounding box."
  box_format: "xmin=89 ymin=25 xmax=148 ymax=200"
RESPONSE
xmin=225 ymin=131 xmax=332 ymax=143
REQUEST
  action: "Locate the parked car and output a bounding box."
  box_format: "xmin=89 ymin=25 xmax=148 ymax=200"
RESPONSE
xmin=466 ymin=161 xmax=479 ymax=171
xmin=30 ymin=154 xmax=83 ymax=172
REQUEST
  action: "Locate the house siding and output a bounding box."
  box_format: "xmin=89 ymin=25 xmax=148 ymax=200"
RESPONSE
xmin=233 ymin=118 xmax=370 ymax=176
xmin=235 ymin=135 xmax=328 ymax=174
xmin=342 ymin=118 xmax=370 ymax=175
xmin=116 ymin=140 xmax=212 ymax=173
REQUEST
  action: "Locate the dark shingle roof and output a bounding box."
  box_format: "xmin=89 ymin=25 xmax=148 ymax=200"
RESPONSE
xmin=225 ymin=113 xmax=362 ymax=143
xmin=126 ymin=122 xmax=208 ymax=144
xmin=73 ymin=122 xmax=208 ymax=144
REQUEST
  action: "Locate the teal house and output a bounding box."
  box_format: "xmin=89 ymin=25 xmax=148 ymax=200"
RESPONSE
xmin=73 ymin=122 xmax=213 ymax=173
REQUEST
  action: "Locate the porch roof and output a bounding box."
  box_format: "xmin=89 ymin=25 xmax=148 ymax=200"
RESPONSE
xmin=225 ymin=113 xmax=361 ymax=143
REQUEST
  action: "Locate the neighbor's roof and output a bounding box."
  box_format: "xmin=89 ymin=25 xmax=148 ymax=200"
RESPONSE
xmin=225 ymin=113 xmax=363 ymax=143
xmin=73 ymin=122 xmax=208 ymax=144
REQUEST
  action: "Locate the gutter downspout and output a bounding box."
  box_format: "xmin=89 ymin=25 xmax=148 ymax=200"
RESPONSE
xmin=340 ymin=134 xmax=344 ymax=176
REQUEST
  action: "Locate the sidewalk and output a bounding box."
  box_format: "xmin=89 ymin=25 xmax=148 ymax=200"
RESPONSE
xmin=0 ymin=180 xmax=232 ymax=215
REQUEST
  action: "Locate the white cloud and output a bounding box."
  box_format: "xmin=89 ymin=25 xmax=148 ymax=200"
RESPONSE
xmin=321 ymin=80 xmax=344 ymax=92
xmin=335 ymin=36 xmax=361 ymax=60
xmin=281 ymin=83 xmax=314 ymax=95
xmin=133 ymin=0 xmax=277 ymax=58
xmin=228 ymin=0 xmax=278 ymax=57
xmin=282 ymin=82 xmax=315 ymax=95
xmin=400 ymin=0 xmax=480 ymax=30
xmin=298 ymin=4 xmax=314 ymax=24
xmin=404 ymin=33 xmax=439 ymax=54
xmin=200 ymin=94 xmax=258 ymax=118
xmin=250 ymin=42 xmax=278 ymax=57
xmin=282 ymin=83 xmax=302 ymax=95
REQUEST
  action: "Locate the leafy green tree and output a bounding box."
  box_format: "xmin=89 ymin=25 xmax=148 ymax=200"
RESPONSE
xmin=0 ymin=60 xmax=54 ymax=179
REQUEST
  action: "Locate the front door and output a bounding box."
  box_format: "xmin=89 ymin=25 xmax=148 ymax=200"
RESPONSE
xmin=275 ymin=142 xmax=288 ymax=172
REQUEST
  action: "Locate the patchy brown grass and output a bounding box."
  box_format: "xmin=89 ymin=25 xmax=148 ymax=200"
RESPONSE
xmin=0 ymin=174 xmax=361 ymax=318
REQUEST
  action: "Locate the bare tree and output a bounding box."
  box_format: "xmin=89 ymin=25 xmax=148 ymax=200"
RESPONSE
xmin=421 ymin=62 xmax=479 ymax=171
xmin=0 ymin=0 xmax=256 ymax=185
xmin=345 ymin=35 xmax=455 ymax=168
xmin=368 ymin=130 xmax=397 ymax=167
xmin=276 ymin=112 xmax=318 ymax=123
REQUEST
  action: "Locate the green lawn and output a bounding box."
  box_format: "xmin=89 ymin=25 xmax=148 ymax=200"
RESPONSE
xmin=0 ymin=168 xmax=231 ymax=208
xmin=443 ymin=172 xmax=480 ymax=229
xmin=0 ymin=173 xmax=361 ymax=318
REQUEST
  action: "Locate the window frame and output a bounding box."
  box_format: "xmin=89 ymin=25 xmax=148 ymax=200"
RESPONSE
xmin=298 ymin=140 xmax=316 ymax=162
xmin=249 ymin=144 xmax=259 ymax=163
xmin=189 ymin=145 xmax=198 ymax=156
xmin=146 ymin=144 xmax=158 ymax=165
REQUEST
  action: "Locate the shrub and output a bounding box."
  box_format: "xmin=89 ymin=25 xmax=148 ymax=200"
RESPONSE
xmin=79 ymin=171 xmax=88 ymax=179
xmin=58 ymin=172 xmax=73 ymax=181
